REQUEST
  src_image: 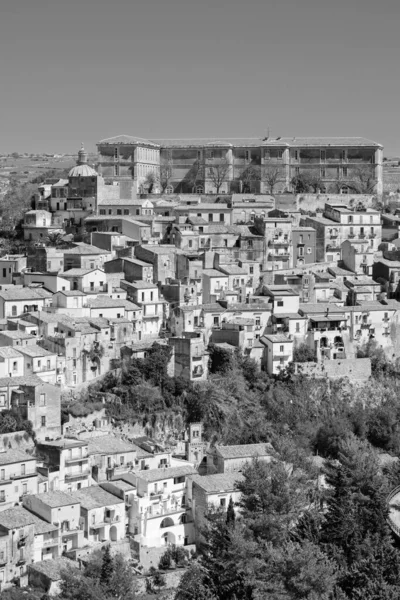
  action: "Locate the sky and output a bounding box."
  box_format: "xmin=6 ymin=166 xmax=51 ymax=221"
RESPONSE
xmin=1 ymin=0 xmax=399 ymax=155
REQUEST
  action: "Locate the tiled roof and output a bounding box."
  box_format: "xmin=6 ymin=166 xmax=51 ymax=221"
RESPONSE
xmin=61 ymin=268 xmax=101 ymax=277
xmin=0 ymin=347 xmax=24 ymax=359
xmin=0 ymin=330 xmax=36 ymax=339
xmin=85 ymin=296 xmax=140 ymax=310
xmin=29 ymin=490 xmax=76 ymax=508
xmin=191 ymin=472 xmax=244 ymax=493
xmin=261 ymin=334 xmax=293 ymax=344
xmin=225 ymin=303 xmax=270 ymax=312
xmin=0 ymin=288 xmax=52 ymax=301
xmin=17 ymin=345 xmax=55 ymax=358
xmin=28 ymin=557 xmax=77 ymax=580
xmin=218 ymin=265 xmax=247 ymax=275
xmin=122 ymin=280 xmax=157 ymax=289
xmin=87 ymin=435 xmax=138 ymax=455
xmin=0 ymin=506 xmax=37 ymax=529
xmin=0 ymin=375 xmax=47 ymax=387
xmin=64 ymin=243 xmax=110 ymax=256
xmin=110 ymin=480 xmax=135 ymax=492
xmin=0 ymin=449 xmax=36 ymax=466
xmin=215 ymin=443 xmax=273 ymax=459
xmin=70 ymin=485 xmax=124 ymax=510
xmin=135 ymin=464 xmax=197 ymax=483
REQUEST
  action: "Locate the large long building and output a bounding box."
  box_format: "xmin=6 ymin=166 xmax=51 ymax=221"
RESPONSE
xmin=97 ymin=135 xmax=383 ymax=196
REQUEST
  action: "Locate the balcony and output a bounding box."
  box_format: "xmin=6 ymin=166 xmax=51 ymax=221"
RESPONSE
xmin=0 ymin=470 xmax=37 ymax=484
xmin=348 ymin=233 xmax=355 ymax=239
xmin=104 ymin=515 xmax=120 ymax=524
xmin=64 ymin=468 xmax=90 ymax=481
xmin=359 ymin=233 xmax=366 ymax=239
xmin=369 ymin=233 xmax=376 ymax=239
xmin=17 ymin=537 xmax=26 ymax=548
xmin=64 ymin=456 xmax=89 ymax=465
xmin=42 ymin=537 xmax=59 ymax=547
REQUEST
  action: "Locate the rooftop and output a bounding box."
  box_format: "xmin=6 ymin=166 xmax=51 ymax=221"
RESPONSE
xmin=0 ymin=449 xmax=36 ymax=466
xmin=191 ymin=472 xmax=245 ymax=493
xmin=0 ymin=374 xmax=48 ymax=387
xmin=29 ymin=490 xmax=77 ymax=508
xmin=135 ymin=464 xmax=197 ymax=483
xmin=262 ymin=334 xmax=293 ymax=344
xmin=0 ymin=346 xmax=24 ymax=359
xmin=215 ymin=442 xmax=273 ymax=459
xmin=28 ymin=557 xmax=77 ymax=580
xmin=64 ymin=243 xmax=110 ymax=256
xmin=0 ymin=288 xmax=52 ymax=301
xmin=17 ymin=345 xmax=55 ymax=358
xmin=70 ymin=485 xmax=124 ymax=510
xmin=87 ymin=435 xmax=138 ymax=456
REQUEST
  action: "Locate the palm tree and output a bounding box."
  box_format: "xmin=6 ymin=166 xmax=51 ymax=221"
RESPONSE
xmin=46 ymin=231 xmax=64 ymax=247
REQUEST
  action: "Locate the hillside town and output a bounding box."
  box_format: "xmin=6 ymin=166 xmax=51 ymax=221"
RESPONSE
xmin=1 ymin=133 xmax=400 ymax=597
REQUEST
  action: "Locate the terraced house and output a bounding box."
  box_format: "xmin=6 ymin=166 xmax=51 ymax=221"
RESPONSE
xmin=97 ymin=135 xmax=383 ymax=196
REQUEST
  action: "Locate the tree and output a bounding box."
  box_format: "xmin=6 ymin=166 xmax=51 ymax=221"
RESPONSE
xmin=160 ymin=154 xmax=173 ymax=192
xmin=293 ymin=343 xmax=316 ymax=363
xmin=186 ymin=159 xmax=203 ymax=192
xmin=264 ymin=166 xmax=283 ymax=195
xmin=239 ymin=165 xmax=261 ymax=193
xmin=46 ymin=231 xmax=65 ymax=247
xmin=348 ymin=166 xmax=376 ymax=194
xmin=174 ymin=561 xmax=218 ymax=600
xmin=208 ymin=158 xmax=231 ymax=193
xmin=100 ymin=545 xmax=113 ymax=587
xmin=144 ymin=170 xmax=157 ymax=193
xmin=291 ymin=171 xmax=323 ymax=194
xmin=107 ymin=553 xmax=136 ymax=600
xmin=226 ymin=496 xmax=236 ymax=525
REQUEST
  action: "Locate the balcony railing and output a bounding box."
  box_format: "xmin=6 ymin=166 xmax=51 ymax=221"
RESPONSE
xmin=0 ymin=470 xmax=37 ymax=484
xmin=64 ymin=469 xmax=90 ymax=481
xmin=83 ymin=286 xmax=108 ymax=294
xmin=64 ymin=456 xmax=89 ymax=465
xmin=42 ymin=537 xmax=59 ymax=547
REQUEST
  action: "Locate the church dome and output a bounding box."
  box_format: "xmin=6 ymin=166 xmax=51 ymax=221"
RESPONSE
xmin=69 ymin=144 xmax=98 ymax=178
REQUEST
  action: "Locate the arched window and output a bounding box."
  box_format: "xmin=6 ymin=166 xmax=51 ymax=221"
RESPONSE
xmin=166 ymin=185 xmax=174 ymax=195
xmin=196 ymin=186 xmax=204 ymax=194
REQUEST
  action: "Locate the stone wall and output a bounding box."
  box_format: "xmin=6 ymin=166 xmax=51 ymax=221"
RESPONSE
xmin=294 ymin=357 xmax=371 ymax=383
xmin=135 ymin=567 xmax=187 ymax=597
xmin=134 ymin=543 xmax=196 ymax=572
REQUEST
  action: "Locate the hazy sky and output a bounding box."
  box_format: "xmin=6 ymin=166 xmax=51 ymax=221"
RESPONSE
xmin=1 ymin=0 xmax=399 ymax=155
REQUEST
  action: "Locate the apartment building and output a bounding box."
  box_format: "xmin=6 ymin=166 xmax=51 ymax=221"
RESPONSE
xmin=37 ymin=439 xmax=90 ymax=492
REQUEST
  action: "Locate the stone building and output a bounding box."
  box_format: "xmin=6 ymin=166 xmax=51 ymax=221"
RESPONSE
xmin=97 ymin=135 xmax=383 ymax=196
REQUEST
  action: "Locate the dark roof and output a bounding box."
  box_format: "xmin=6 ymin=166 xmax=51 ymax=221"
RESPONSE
xmin=135 ymin=464 xmax=197 ymax=483
xmin=70 ymin=485 xmax=124 ymax=510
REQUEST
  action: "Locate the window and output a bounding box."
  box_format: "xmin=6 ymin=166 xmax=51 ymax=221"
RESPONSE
xmin=120 ymin=456 xmax=125 ymax=465
xmin=321 ymin=168 xmax=326 ymax=177
xmin=219 ymin=213 xmax=224 ymax=222
xmin=100 ymin=209 xmax=106 ymax=215
xmin=114 ymin=147 xmax=119 ymax=159
xmin=124 ymin=209 xmax=129 ymax=215
xmin=22 ymin=483 xmax=27 ymax=494
xmin=348 ymin=216 xmax=353 ymax=224
xmin=280 ymin=345 xmax=284 ymax=352
xmin=40 ymin=394 xmax=46 ymax=406
xmin=208 ymin=213 xmax=213 ymax=222
xmin=0 ymin=395 xmax=5 ymax=407
xmin=277 ymin=300 xmax=284 ymax=307
xmin=296 ymin=322 xmax=300 ymax=333
xmin=213 ymin=316 xmax=219 ymax=326
xmin=294 ymin=150 xmax=299 ymax=160
xmin=321 ymin=150 xmax=326 ymax=161
xmin=12 ymin=361 xmax=17 ymax=372
xmin=245 ymin=150 xmax=250 ymax=161
xmin=299 ymin=247 xmax=304 ymax=256
xmin=41 ymin=416 xmax=46 ymax=427
xmin=141 ymin=292 xmax=145 ymax=301
xmin=47 ymin=360 xmax=51 ymax=370
xmin=343 ymin=167 xmax=348 ymax=177
xmin=12 ymin=305 xmax=17 ymax=316
xmin=114 ymin=164 xmax=119 ymax=176
xmin=307 ymin=248 xmax=312 ymax=254
xmin=304 ymin=277 xmax=309 ymax=286
xmin=0 ymin=490 xmax=5 ymax=503
xmin=209 ymin=150 xmax=214 ymax=159
xmin=117 ymin=209 xmax=122 ymax=215
xmin=250 ymin=266 xmax=254 ymax=274
xmin=220 ymin=498 xmax=226 ymax=507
